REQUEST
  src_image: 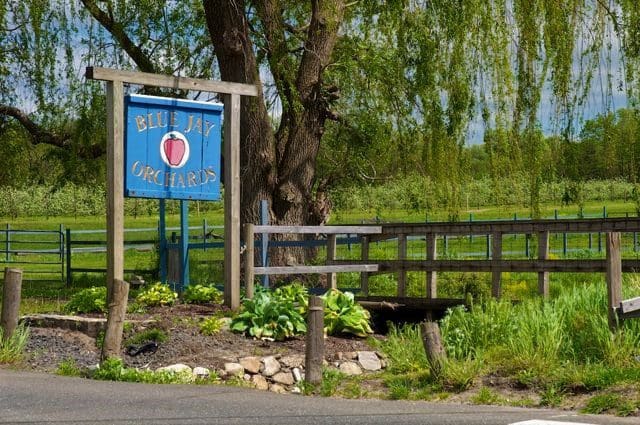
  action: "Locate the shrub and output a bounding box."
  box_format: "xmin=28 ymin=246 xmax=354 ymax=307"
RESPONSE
xmin=199 ymin=316 xmax=224 ymax=336
xmin=136 ymin=282 xmax=177 ymax=307
xmin=183 ymin=284 xmax=223 ymax=305
xmin=56 ymin=358 xmax=82 ymax=377
xmin=125 ymin=328 xmax=167 ymax=345
xmin=63 ymin=286 xmax=107 ymax=314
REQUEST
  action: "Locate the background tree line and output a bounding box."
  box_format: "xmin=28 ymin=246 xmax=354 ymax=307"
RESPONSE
xmin=2 ymin=1 xmax=640 ymax=222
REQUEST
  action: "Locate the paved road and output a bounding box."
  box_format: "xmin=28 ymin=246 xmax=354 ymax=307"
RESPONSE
xmin=0 ymin=370 xmax=635 ymax=425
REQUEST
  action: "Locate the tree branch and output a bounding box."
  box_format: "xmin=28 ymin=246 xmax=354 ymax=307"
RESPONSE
xmin=80 ymin=0 xmax=157 ymax=73
xmin=0 ymin=104 xmax=72 ymax=148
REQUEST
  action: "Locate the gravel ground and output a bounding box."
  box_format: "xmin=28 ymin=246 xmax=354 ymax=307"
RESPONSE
xmin=22 ymin=303 xmax=379 ymax=373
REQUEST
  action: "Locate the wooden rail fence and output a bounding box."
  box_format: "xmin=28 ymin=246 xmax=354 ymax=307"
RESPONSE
xmin=243 ymin=217 xmax=640 ymax=330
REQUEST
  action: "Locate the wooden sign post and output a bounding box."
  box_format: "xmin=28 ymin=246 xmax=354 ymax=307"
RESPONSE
xmin=87 ymin=67 xmax=257 ymax=359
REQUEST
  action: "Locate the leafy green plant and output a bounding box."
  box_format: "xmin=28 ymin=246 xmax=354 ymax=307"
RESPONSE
xmin=470 ymin=387 xmax=503 ymax=405
xmin=320 ymin=368 xmax=345 ymax=397
xmin=92 ymin=357 xmax=204 ymax=384
xmin=183 ymin=284 xmax=223 ymax=305
xmin=322 ymin=289 xmax=373 ymax=337
xmin=0 ymin=324 xmax=29 ymax=364
xmin=581 ymin=393 xmax=622 ymax=414
xmin=56 ymin=358 xmax=82 ymax=377
xmin=274 ymin=282 xmax=309 ymax=314
xmin=230 ymin=288 xmax=306 ymax=340
xmin=199 ymin=316 xmax=224 ymax=336
xmin=135 ymin=282 xmax=177 ymax=307
xmin=125 ymin=328 xmax=167 ymax=345
xmin=63 ymin=286 xmax=107 ymax=314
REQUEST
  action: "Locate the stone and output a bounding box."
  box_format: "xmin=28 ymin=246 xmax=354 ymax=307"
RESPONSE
xmin=292 ymin=367 xmax=303 ymax=383
xmin=224 ymin=362 xmax=245 ymax=376
xmin=343 ymin=351 xmax=358 ymax=360
xmin=239 ymin=356 xmax=261 ymax=374
xmin=338 ymin=361 xmax=362 ymax=376
xmin=243 ymin=374 xmax=251 ymax=381
xmin=157 ymin=363 xmax=192 ymax=374
xmin=291 ymin=386 xmax=302 ymax=394
xmin=219 ymin=317 xmax=233 ymax=331
xmin=269 ymin=383 xmax=287 ymax=394
xmin=357 ymin=351 xmax=382 ymax=371
xmin=279 ymin=354 xmax=304 ymax=368
xmin=271 ymin=371 xmax=295 ymax=386
xmin=262 ymin=356 xmax=281 ymax=377
xmin=252 ymin=374 xmax=269 ymax=390
xmin=192 ymin=366 xmax=211 ymax=378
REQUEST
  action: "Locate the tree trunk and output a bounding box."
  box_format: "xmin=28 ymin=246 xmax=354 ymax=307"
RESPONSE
xmin=204 ymin=0 xmax=344 ymax=268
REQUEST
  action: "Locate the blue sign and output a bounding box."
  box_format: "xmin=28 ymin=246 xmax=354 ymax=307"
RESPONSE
xmin=124 ymin=94 xmax=223 ymax=200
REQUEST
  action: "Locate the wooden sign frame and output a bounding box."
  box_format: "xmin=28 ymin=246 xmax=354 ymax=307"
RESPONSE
xmin=86 ymin=67 xmax=257 ymax=358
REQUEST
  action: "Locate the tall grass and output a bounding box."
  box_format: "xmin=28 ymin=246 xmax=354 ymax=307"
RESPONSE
xmin=0 ymin=324 xmax=30 ymax=364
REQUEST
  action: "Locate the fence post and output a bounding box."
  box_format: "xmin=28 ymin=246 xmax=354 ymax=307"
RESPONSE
xmin=563 ymin=232 xmax=568 ymax=256
xmin=420 ymin=321 xmax=445 ymax=378
xmin=491 ymin=232 xmax=502 ymax=298
xmin=244 ymin=224 xmax=255 ymax=299
xmin=538 ymin=231 xmax=549 ymax=298
xmin=397 ymin=234 xmax=407 ymax=297
xmin=1 ymin=268 xmax=22 ymax=340
xmin=101 ymin=278 xmax=130 ymax=361
xmin=426 ymin=233 xmax=437 ymax=299
xmin=469 ymin=213 xmax=473 ymax=243
xmin=59 ymin=224 xmax=64 ymax=283
xmin=66 ymin=228 xmax=72 ymax=286
xmin=260 ymin=200 xmax=270 ymax=289
xmin=326 ymin=234 xmax=337 ymax=290
xmin=203 ymin=218 xmax=207 ymax=252
xmin=606 ymin=232 xmax=622 ymax=331
xmin=159 ymin=199 xmax=167 ymax=284
xmin=360 ymin=236 xmax=370 ymax=296
xmin=486 ymin=234 xmax=490 ymax=259
xmin=305 ymin=295 xmax=324 ymax=385
xmin=5 ymin=223 xmax=10 ymax=262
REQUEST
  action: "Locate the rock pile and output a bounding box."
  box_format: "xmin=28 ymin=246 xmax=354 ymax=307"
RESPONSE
xmin=156 ymin=351 xmax=386 ymax=394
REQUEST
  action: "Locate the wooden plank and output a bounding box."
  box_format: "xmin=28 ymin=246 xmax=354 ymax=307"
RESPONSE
xmin=606 ymin=232 xmax=623 ymax=330
xmin=252 ymin=225 xmax=382 ymax=234
xmin=397 ymin=234 xmax=407 ymax=297
xmin=1 ymin=268 xmax=22 ymax=339
xmin=224 ymin=93 xmax=241 ymax=310
xmin=330 ymin=259 xmax=640 ymax=273
xmin=538 ymin=231 xmax=549 ymax=298
xmin=254 ymin=264 xmax=379 ymax=275
xmin=86 ymin=67 xmax=258 ymax=97
xmin=326 ymin=234 xmax=337 ymax=289
xmin=305 ymin=296 xmax=324 ymax=384
xmin=620 ymin=296 xmax=640 ymax=314
xmin=355 ymin=296 xmax=466 ymax=309
xmin=492 ymin=232 xmax=502 ymax=298
xmin=426 ymin=233 xmax=437 ymax=299
xmin=361 ymin=236 xmax=370 ymax=296
xmin=244 ymin=224 xmax=255 ymax=299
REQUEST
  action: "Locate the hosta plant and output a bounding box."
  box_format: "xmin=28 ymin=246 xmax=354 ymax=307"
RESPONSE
xmin=183 ymin=284 xmax=223 ymax=305
xmin=64 ymin=286 xmax=107 ymax=314
xmin=135 ymin=282 xmax=177 ymax=307
xmin=322 ymin=289 xmax=373 ymax=337
xmin=230 ymin=288 xmax=307 ymax=341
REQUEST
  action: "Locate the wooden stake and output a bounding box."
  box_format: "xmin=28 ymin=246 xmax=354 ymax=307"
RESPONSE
xmin=224 ymin=93 xmax=241 ymax=310
xmin=326 ymin=234 xmax=337 ymax=289
xmin=360 ymin=236 xmax=370 ymax=296
xmin=491 ymin=232 xmax=502 ymax=298
xmin=305 ymin=295 xmax=324 ymax=385
xmin=537 ymin=231 xmax=549 ymax=298
xmin=420 ymin=321 xmax=446 ymax=378
xmin=397 ymin=234 xmax=407 ymax=297
xmin=426 ymin=233 xmax=437 ymax=299
xmin=1 ymin=268 xmax=22 ymax=340
xmin=606 ymin=232 xmax=622 ymax=331
xmin=101 ymin=279 xmax=129 ymax=360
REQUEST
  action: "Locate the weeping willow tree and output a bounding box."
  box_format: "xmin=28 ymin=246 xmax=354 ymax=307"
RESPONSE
xmin=324 ymin=0 xmax=640 ymax=218
xmin=2 ymin=0 xmax=640 ymax=220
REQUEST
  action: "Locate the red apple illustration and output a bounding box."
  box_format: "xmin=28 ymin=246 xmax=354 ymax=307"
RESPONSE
xmin=163 ymin=133 xmax=186 ymax=166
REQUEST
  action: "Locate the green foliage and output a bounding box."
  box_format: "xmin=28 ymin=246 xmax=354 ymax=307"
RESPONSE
xmin=125 ymin=328 xmax=167 ymax=345
xmin=183 ymin=284 xmax=223 ymax=305
xmin=135 ymin=282 xmax=177 ymax=307
xmin=92 ymin=358 xmax=211 ymax=384
xmin=321 ymin=289 xmax=373 ymax=337
xmin=582 ymin=393 xmax=623 ymax=415
xmin=0 ymin=324 xmax=29 ymax=364
xmin=63 ymin=286 xmax=107 ymax=314
xmin=230 ymin=287 xmax=307 ymax=341
xmin=375 ymin=323 xmax=427 ymax=374
xmin=199 ymin=316 xmax=224 ymax=336
xmin=56 ymin=358 xmax=82 ymax=377
xmin=470 ymin=387 xmax=503 ymax=405
xmin=320 ymin=368 xmax=346 ymax=397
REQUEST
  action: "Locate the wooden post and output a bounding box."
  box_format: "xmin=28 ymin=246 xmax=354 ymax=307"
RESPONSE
xmin=606 ymin=232 xmax=622 ymax=331
xmin=102 ymin=79 xmax=127 ymax=359
xmin=305 ymin=295 xmax=324 ymax=385
xmin=224 ymin=93 xmax=241 ymax=310
xmin=1 ymin=268 xmax=22 ymax=340
xmin=397 ymin=234 xmax=407 ymax=297
xmin=420 ymin=321 xmax=446 ymax=378
xmin=426 ymin=233 xmax=437 ymax=299
xmin=326 ymin=234 xmax=337 ymax=289
xmin=360 ymin=236 xmax=370 ymax=296
xmin=491 ymin=232 xmax=502 ymax=298
xmin=101 ymin=279 xmax=130 ymax=360
xmin=244 ymin=224 xmax=255 ymax=299
xmin=537 ymin=231 xmax=549 ymax=298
